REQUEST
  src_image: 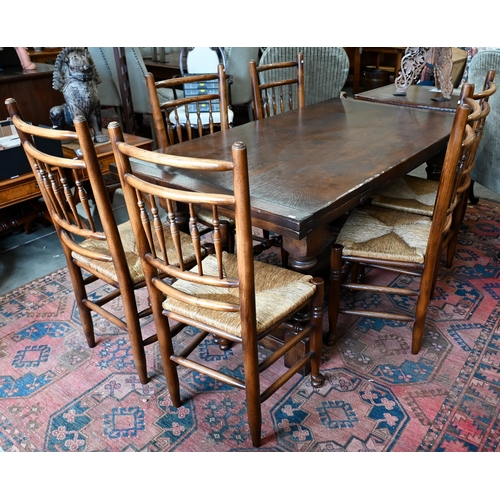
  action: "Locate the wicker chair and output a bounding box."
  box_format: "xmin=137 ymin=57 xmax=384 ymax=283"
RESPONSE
xmin=258 ymin=47 xmax=350 ymax=106
xmin=468 ymin=51 xmax=500 ymax=201
xmin=327 ymin=84 xmax=482 ymax=354
xmin=368 ymin=74 xmax=496 ymax=267
xmin=6 ymin=98 xmax=202 ymax=384
xmin=109 ymin=121 xmax=325 ymax=447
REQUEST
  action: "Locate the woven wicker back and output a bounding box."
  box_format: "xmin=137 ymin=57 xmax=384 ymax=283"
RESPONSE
xmin=467 ymin=52 xmax=500 ymax=194
xmin=259 ymin=47 xmax=349 ymax=106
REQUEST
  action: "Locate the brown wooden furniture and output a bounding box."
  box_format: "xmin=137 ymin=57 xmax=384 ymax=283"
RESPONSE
xmin=0 ymin=63 xmax=61 ymax=127
xmin=354 ymin=83 xmax=461 ymax=112
xmin=369 ymin=73 xmax=496 ymax=268
xmin=355 ymin=83 xmax=466 ymax=181
xmin=128 ymin=98 xmax=455 ymax=277
xmin=146 ymin=64 xmax=230 ymax=146
xmin=28 ymin=48 xmax=62 ymax=64
xmin=0 ymin=62 xmax=63 ymax=233
xmin=143 ymin=51 xmax=181 ymax=81
xmin=62 ymin=129 xmax=153 ymax=202
xmin=109 ymin=121 xmax=325 ymax=448
xmin=146 ymin=65 xmax=235 ymax=253
xmin=6 ymin=98 xmax=195 ymax=385
xmin=249 ymin=52 xmax=305 ymax=120
xmin=0 ymin=127 xmax=152 ymax=233
xmin=328 ymin=88 xmax=481 ymax=354
xmin=348 ymin=47 xmax=406 ymax=94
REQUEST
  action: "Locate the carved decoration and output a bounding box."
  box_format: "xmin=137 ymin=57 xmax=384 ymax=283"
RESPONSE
xmin=394 ymin=47 xmax=430 ymax=95
xmin=50 ymin=47 xmax=107 ymax=143
xmin=394 ymin=47 xmax=454 ymax=101
xmin=433 ymin=47 xmax=454 ymax=100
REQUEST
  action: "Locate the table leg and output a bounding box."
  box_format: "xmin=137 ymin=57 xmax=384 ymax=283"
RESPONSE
xmin=282 ymin=228 xmax=324 ymax=274
xmin=425 ymin=149 xmax=446 ymax=181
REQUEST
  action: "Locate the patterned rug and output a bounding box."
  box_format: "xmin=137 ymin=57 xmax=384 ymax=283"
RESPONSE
xmin=1 ymin=199 xmax=500 ymax=452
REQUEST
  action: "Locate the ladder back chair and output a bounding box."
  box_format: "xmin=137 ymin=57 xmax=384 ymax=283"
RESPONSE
xmin=146 ymin=64 xmax=235 ymax=253
xmin=6 ymin=98 xmax=201 ymax=384
xmin=109 ymin=121 xmax=325 ymax=447
xmin=248 ymin=52 xmax=306 ymax=264
xmin=146 ymin=64 xmax=232 ymax=147
xmin=327 ymin=83 xmax=482 ymax=355
xmin=369 ymin=71 xmax=496 ymax=267
xmin=249 ymin=52 xmax=305 ymax=120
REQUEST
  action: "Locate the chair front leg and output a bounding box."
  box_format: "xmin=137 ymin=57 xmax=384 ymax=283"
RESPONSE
xmin=326 ymin=244 xmax=343 ymax=346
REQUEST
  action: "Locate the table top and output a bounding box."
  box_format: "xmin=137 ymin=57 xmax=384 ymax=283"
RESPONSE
xmin=130 ymin=98 xmax=455 ymax=240
xmin=354 ymin=84 xmax=461 ymax=113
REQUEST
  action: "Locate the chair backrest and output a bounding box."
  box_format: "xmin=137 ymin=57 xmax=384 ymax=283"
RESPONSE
xmin=249 ymin=52 xmax=305 ymax=121
xmin=457 ymin=71 xmax=496 ymax=200
xmin=109 ymin=122 xmax=259 ymax=338
xmin=5 ymin=98 xmax=134 ymax=289
xmin=179 ymin=47 xmax=227 ymax=75
xmin=259 ymin=47 xmax=350 ymax=105
xmin=467 ymin=51 xmax=500 ymax=194
xmin=430 ymin=83 xmax=481 ymax=250
xmin=225 ymin=47 xmax=261 ymax=106
xmin=146 ymin=64 xmax=229 ymax=149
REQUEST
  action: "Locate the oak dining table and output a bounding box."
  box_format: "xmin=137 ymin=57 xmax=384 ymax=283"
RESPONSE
xmin=128 ymin=97 xmax=456 ymax=275
xmin=354 ymin=84 xmax=462 ymax=180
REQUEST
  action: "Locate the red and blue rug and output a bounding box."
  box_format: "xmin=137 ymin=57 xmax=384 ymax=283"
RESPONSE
xmin=1 ymin=199 xmax=499 ymax=452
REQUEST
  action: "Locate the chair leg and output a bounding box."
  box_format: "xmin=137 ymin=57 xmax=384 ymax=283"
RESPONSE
xmin=326 ymin=244 xmax=343 ymax=346
xmin=152 ymin=287 xmax=181 ymax=406
xmin=411 ymin=260 xmax=438 ymax=354
xmin=446 ymin=195 xmax=468 ymax=268
xmin=310 ymin=278 xmax=325 ymax=387
xmin=468 ymin=180 xmax=479 ymax=205
xmin=68 ymin=262 xmax=96 ymax=348
xmin=121 ymin=290 xmax=149 ymax=385
xmin=219 ymin=220 xmax=233 ymax=253
xmin=242 ymin=335 xmax=261 ymax=447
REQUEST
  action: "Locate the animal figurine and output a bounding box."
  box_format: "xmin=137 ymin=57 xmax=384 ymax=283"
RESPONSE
xmin=51 ymin=47 xmax=107 ymax=143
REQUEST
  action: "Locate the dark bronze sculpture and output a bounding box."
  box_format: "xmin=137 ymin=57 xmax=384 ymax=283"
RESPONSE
xmin=50 ymin=47 xmax=107 ymax=143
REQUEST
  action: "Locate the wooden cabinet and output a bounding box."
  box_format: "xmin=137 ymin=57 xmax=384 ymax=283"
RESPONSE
xmin=0 ymin=172 xmax=42 ymax=209
xmin=28 ymin=48 xmax=62 ymax=65
xmin=0 ymin=63 xmax=62 ymax=127
xmin=344 ymin=47 xmax=406 ymax=94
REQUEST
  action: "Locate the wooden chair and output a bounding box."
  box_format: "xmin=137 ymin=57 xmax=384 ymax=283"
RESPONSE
xmin=146 ymin=63 xmax=232 ymax=147
xmin=369 ymin=73 xmax=496 ymax=267
xmin=327 ymin=84 xmax=482 ymax=354
xmin=146 ymin=64 xmax=235 ymax=253
xmin=248 ymin=53 xmax=307 ymax=263
xmin=249 ymin=52 xmax=305 ymax=120
xmin=6 ymin=98 xmax=202 ymax=385
xmin=109 ymin=121 xmax=325 ymax=447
